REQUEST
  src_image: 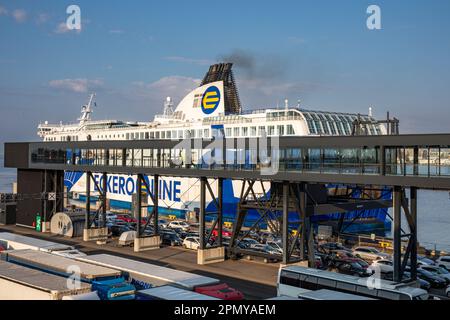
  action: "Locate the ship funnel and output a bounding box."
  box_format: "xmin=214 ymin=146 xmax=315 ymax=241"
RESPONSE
xmin=201 ymin=63 xmax=242 ymax=114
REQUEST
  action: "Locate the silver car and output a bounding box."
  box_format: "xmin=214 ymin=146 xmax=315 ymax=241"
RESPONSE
xmin=352 ymin=246 xmax=390 ymax=261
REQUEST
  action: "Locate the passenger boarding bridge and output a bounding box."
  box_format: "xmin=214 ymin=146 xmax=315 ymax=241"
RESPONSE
xmin=4 ymin=133 xmax=450 ymax=283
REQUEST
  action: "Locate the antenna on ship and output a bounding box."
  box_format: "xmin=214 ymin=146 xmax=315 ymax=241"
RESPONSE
xmin=79 ymin=93 xmax=96 ymax=124
xmin=369 ymin=106 xmax=373 ymax=117
xmin=163 ymin=97 xmax=174 ymax=116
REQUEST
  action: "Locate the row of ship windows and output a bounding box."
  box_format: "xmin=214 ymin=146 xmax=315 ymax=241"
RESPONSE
xmin=306 ymin=119 xmax=381 ymax=136
xmin=46 ymin=136 xmax=80 ymax=142
xmin=122 ymin=125 xmax=297 ymax=140
xmin=45 ymin=125 xmax=297 ymax=141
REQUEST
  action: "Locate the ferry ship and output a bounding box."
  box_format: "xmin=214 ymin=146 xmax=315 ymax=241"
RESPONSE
xmin=37 ymin=63 xmax=391 ymax=233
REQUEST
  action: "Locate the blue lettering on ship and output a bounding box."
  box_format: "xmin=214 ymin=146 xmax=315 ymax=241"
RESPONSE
xmin=93 ymin=174 xmax=181 ymax=202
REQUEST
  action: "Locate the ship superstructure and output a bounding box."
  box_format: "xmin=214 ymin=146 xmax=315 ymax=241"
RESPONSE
xmin=38 ymin=63 xmax=386 ymax=143
xmin=36 ymin=63 xmax=391 ymax=233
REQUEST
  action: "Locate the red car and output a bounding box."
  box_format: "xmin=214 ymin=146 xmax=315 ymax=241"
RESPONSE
xmin=115 ymin=214 xmax=146 ymax=225
xmin=211 ymin=228 xmax=232 ymax=237
xmin=195 ymin=283 xmax=244 ymax=300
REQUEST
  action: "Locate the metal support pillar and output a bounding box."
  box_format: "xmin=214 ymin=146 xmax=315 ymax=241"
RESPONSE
xmin=101 ymin=172 xmax=107 ymax=228
xmin=85 ymin=171 xmax=91 ymax=229
xmin=299 ymin=184 xmax=307 ymax=261
xmin=282 ymin=181 xmax=289 ymax=264
xmin=199 ymin=177 xmax=206 ymax=250
xmin=137 ymin=174 xmax=143 ymax=237
xmin=410 ymin=187 xmax=418 ymax=280
xmin=380 ymin=145 xmax=386 ymax=176
xmin=153 ymin=175 xmax=159 ymax=235
xmin=42 ymin=170 xmax=47 ymax=225
xmin=217 ymin=178 xmax=223 ymax=246
xmin=306 ymin=216 xmax=315 ymax=268
xmin=393 ymin=186 xmax=402 ymax=282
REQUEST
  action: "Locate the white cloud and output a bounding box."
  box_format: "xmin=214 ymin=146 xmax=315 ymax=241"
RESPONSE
xmin=132 ymin=76 xmax=200 ymax=99
xmin=0 ymin=6 xmax=7 ymax=16
xmin=164 ymin=56 xmax=214 ymax=66
xmin=49 ymin=79 xmax=104 ymax=93
xmin=54 ymin=21 xmax=85 ymax=34
xmin=54 ymin=22 xmax=70 ymax=34
xmin=12 ymin=9 xmax=27 ymax=23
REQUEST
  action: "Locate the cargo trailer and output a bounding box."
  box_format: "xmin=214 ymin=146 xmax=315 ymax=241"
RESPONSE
xmin=0 ymin=260 xmax=91 ymax=300
xmin=75 ymin=254 xmax=220 ymax=290
xmin=1 ymin=250 xmax=135 ymax=300
xmin=136 ymin=285 xmax=220 ymax=300
xmin=0 ymin=232 xmax=86 ymax=258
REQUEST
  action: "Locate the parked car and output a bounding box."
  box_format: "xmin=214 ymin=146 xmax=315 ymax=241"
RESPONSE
xmin=436 ymin=256 xmax=450 ymax=270
xmin=318 ymin=242 xmax=351 ymax=254
xmin=108 ymin=224 xmax=134 ymax=237
xmin=238 ymin=238 xmax=265 ymax=250
xmin=115 ymin=214 xmax=136 ymax=223
xmin=331 ymin=261 xmax=372 ymax=277
xmin=419 ymin=265 xmax=450 ymax=284
xmin=368 ymin=259 xmax=394 ymax=274
xmin=386 ymin=271 xmax=431 ymax=291
xmin=262 ymin=244 xmax=282 ymax=256
xmin=417 ymin=256 xmax=436 ymax=266
xmin=160 ymin=231 xmax=183 ymax=246
xmin=211 ymin=228 xmax=233 ymax=238
xmin=326 ymin=250 xmax=369 ymax=269
xmin=105 ymin=212 xmax=118 ymax=222
xmin=167 ymin=220 xmax=190 ymax=231
xmin=416 ymin=268 xmax=447 ymax=289
xmin=407 ymin=273 xmax=431 ymax=291
xmin=195 ymin=283 xmax=244 ymax=300
xmin=266 ymin=240 xmax=283 ymax=254
xmin=446 ymin=285 xmax=450 ymax=298
xmin=352 ymin=246 xmax=390 ymax=261
xmin=184 ymin=231 xmax=200 ymax=239
xmin=183 ymin=237 xmax=210 ymax=250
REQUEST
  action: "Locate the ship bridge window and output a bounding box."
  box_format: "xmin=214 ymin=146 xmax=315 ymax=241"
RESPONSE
xmin=226 ymin=128 xmax=232 ymax=137
xmin=258 ymin=126 xmax=266 ymax=136
xmin=268 ymin=125 xmax=275 ymax=136
xmin=145 ymin=132 xmax=149 ymax=139
xmin=204 ymin=129 xmax=209 ymax=138
xmin=150 ymin=132 xmax=155 ymax=139
xmin=178 ymin=130 xmax=183 ymax=139
xmin=287 ymin=124 xmax=295 ymax=135
xmin=166 ymin=131 xmax=172 ymax=139
xmin=155 ymin=131 xmax=160 ymax=139
xmin=161 ymin=131 xmax=166 ymax=139
xmin=234 ymin=127 xmax=240 ymax=137
xmin=250 ymin=126 xmax=257 ymax=136
xmin=277 ymin=125 xmax=284 ymax=136
xmin=242 ymin=127 xmax=248 ymax=136
xmin=197 ymin=129 xmax=202 ymax=138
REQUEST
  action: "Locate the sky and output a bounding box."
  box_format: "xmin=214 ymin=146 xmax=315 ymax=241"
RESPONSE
xmin=1 ymin=0 xmax=450 ymax=150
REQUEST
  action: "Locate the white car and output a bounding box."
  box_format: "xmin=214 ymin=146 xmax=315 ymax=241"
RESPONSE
xmin=436 ymin=256 xmax=450 ymax=270
xmin=352 ymin=246 xmax=390 ymax=261
xmin=167 ymin=220 xmax=190 ymax=231
xmin=183 ymin=237 xmax=202 ymax=250
xmin=266 ymin=241 xmax=283 ymax=255
xmin=240 ymin=238 xmax=265 ymax=250
xmin=368 ymin=259 xmax=393 ymax=274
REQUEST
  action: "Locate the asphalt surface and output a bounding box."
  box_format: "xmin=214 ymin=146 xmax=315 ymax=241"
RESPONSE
xmin=0 ymin=225 xmax=278 ymax=299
